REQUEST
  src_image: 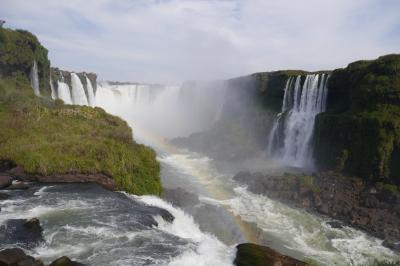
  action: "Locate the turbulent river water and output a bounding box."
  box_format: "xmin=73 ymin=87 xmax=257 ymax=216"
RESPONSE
xmin=0 ymin=139 xmax=399 ymax=265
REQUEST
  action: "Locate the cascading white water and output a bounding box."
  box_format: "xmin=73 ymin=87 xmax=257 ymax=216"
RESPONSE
xmin=70 ymin=73 xmax=89 ymax=105
xmin=85 ymin=76 xmax=95 ymax=106
xmin=57 ymin=81 xmax=73 ymax=104
xmin=56 ymin=73 xmax=73 ymax=104
xmin=30 ymin=60 xmax=40 ymax=96
xmin=267 ymin=77 xmax=299 ymax=154
xmin=268 ymin=74 xmax=329 ymax=167
xmin=50 ymin=74 xmax=56 ymax=99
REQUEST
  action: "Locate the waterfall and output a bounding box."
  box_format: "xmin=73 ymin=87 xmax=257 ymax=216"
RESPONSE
xmin=267 ymin=77 xmax=297 ymax=154
xmin=70 ymin=73 xmax=89 ymax=105
xmin=85 ymin=76 xmax=95 ymax=106
xmin=50 ymin=74 xmax=56 ymax=99
xmin=30 ymin=60 xmax=40 ymax=96
xmin=56 ymin=72 xmax=72 ymax=104
xmin=268 ymin=74 xmax=329 ymax=167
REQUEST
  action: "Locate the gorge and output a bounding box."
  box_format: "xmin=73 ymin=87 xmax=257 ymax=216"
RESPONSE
xmin=0 ymin=25 xmax=399 ymax=266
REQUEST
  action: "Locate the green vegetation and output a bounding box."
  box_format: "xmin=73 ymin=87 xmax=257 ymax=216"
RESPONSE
xmin=0 ymin=28 xmax=161 ymax=195
xmin=0 ymin=28 xmax=50 ymax=96
xmin=314 ymin=54 xmax=400 ymax=185
xmin=375 ymin=182 xmax=400 ymax=198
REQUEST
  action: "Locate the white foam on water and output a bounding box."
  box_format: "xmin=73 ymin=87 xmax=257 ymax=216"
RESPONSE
xmin=135 ymin=195 xmax=235 ymax=266
xmin=226 ymin=186 xmax=399 ymax=265
xmin=34 ymin=186 xmax=54 ymax=196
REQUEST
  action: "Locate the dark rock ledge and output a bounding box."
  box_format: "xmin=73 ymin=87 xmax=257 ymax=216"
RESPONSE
xmin=0 ymin=248 xmax=85 ymax=266
xmin=0 ymin=218 xmax=44 ymax=249
xmin=234 ymin=243 xmax=307 ymax=266
xmin=1 ymin=165 xmax=117 ymax=192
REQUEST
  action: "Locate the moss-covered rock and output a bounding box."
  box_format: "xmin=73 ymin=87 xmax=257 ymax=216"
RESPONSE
xmin=314 ymin=54 xmax=400 ymax=184
xmin=0 ymin=27 xmax=50 ymax=96
xmin=234 ymin=243 xmax=307 ymax=266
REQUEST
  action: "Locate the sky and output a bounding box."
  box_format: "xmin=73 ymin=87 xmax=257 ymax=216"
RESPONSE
xmin=1 ymin=0 xmax=399 ymax=84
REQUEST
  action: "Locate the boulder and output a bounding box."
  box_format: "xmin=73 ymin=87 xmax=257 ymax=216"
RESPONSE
xmin=0 ymin=218 xmax=44 ymax=248
xmin=49 ymin=256 xmax=85 ymax=266
xmin=0 ymin=192 xmax=9 ymax=200
xmin=0 ymin=248 xmax=43 ymax=266
xmin=383 ymin=239 xmax=400 ymax=252
xmin=162 ymin=187 xmax=199 ymax=208
xmin=7 ymin=181 xmax=31 ymax=190
xmin=327 ymin=221 xmax=343 ymax=229
xmin=0 ymin=175 xmax=12 ymax=189
xmin=234 ymin=243 xmax=307 ymax=266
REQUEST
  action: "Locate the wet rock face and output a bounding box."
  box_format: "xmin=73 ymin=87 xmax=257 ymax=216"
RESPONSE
xmin=33 ymin=173 xmax=118 ymax=191
xmin=0 ymin=175 xmax=12 ymax=189
xmin=233 ymin=171 xmax=400 ymax=249
xmin=0 ymin=218 xmax=44 ymax=249
xmin=162 ymin=187 xmax=200 ymax=209
xmin=234 ymin=243 xmax=306 ymax=266
xmin=0 ymin=192 xmax=9 ymax=200
xmin=49 ymin=256 xmax=85 ymax=266
xmin=0 ymin=248 xmax=44 ymax=266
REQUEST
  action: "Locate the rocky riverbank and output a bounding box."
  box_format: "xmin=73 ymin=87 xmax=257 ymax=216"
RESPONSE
xmin=233 ymin=171 xmax=400 ymax=251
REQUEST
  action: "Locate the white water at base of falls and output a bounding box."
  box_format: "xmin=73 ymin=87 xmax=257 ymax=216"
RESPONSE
xmin=268 ymin=74 xmax=329 ymax=168
xmin=85 ymin=76 xmax=95 ymax=106
xmin=70 ymin=73 xmax=88 ymax=106
xmin=30 ymin=60 xmax=40 ymax=96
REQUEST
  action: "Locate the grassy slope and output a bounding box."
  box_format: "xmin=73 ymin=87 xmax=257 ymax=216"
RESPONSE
xmin=0 ymin=77 xmax=161 ymax=195
xmin=0 ymin=28 xmax=161 ymax=195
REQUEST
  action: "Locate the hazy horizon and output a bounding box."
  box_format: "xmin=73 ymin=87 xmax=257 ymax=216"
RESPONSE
xmin=1 ymin=0 xmax=399 ymax=84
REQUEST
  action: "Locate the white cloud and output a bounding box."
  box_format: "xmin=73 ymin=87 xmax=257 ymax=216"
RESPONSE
xmin=1 ymin=0 xmax=399 ymax=83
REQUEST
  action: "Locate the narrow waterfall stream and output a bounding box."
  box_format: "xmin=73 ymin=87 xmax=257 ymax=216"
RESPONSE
xmin=30 ymin=60 xmax=40 ymax=96
xmin=85 ymin=75 xmax=96 ymax=106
